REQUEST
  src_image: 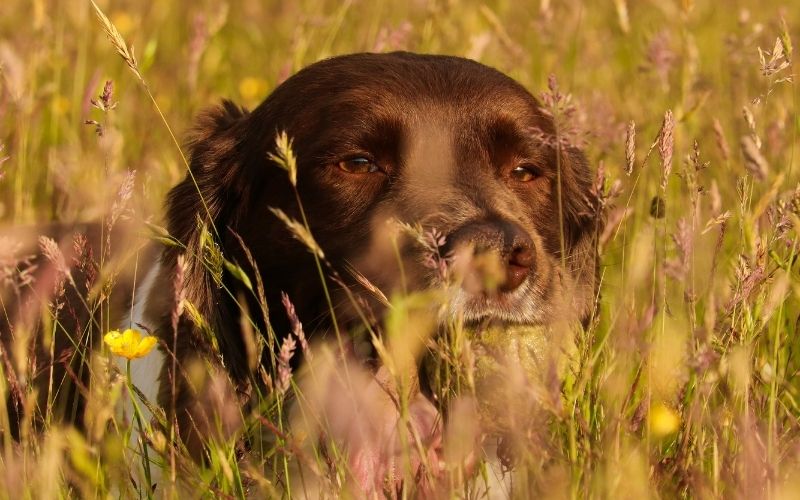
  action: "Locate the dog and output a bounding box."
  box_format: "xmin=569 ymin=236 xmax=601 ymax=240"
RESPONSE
xmin=2 ymin=52 xmax=598 ymax=494
xmin=145 ymin=51 xmax=596 ymax=484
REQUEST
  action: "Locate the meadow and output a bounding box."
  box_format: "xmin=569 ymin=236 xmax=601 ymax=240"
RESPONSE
xmin=0 ymin=0 xmax=798 ymax=497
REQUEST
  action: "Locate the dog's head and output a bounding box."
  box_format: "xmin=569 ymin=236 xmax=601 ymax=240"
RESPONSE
xmin=162 ymin=52 xmax=596 ymax=376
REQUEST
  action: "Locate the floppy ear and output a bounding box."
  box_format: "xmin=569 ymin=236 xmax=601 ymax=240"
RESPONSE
xmin=557 ymin=144 xmax=599 ymax=321
xmin=557 ymin=144 xmax=596 ymax=250
xmin=162 ymin=100 xmax=252 ymax=362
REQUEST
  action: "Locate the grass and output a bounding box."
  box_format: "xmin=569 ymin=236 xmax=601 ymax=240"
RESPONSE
xmin=1 ymin=0 xmax=799 ymax=497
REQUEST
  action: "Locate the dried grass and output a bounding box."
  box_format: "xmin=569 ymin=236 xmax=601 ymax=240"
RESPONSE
xmin=0 ymin=0 xmax=798 ymax=498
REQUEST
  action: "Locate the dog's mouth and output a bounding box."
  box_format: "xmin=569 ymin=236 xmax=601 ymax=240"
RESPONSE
xmin=446 ymin=282 xmax=544 ymax=326
xmin=436 ymin=245 xmax=551 ymax=325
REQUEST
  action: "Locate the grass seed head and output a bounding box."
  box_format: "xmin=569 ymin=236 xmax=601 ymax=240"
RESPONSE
xmin=659 ymin=110 xmax=675 ymax=191
xmin=268 ymin=130 xmax=298 ymax=187
xmin=90 ymin=1 xmax=143 ymax=83
xmin=625 ymin=120 xmax=636 ymax=175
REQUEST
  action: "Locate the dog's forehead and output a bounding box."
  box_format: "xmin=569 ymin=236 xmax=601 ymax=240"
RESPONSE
xmin=338 ymin=68 xmax=538 ymax=125
xmin=402 ymin=115 xmax=456 ymax=190
xmin=268 ymin=53 xmax=541 ymax=132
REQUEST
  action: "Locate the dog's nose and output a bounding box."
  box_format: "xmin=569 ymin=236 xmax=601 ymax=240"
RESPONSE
xmin=446 ymin=218 xmax=534 ymax=293
xmin=502 ymin=240 xmax=534 ymax=292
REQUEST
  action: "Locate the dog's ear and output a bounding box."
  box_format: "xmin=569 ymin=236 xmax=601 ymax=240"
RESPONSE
xmin=168 ymin=99 xmax=249 ymax=238
xmin=556 ymin=144 xmax=596 ymax=250
xmin=557 ymin=144 xmax=599 ymax=320
xmin=163 ymin=100 xmax=251 ymax=340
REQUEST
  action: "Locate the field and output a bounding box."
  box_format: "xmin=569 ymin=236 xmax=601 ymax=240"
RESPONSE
xmin=0 ymin=0 xmax=799 ymax=498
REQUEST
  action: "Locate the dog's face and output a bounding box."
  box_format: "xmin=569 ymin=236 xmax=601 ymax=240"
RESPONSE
xmin=165 ymin=52 xmax=596 ymax=367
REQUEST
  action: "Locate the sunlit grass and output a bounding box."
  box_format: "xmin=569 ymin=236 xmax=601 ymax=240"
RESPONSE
xmin=0 ymin=0 xmax=799 ymax=497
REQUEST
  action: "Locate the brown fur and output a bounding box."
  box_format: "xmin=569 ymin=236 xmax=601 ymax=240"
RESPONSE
xmin=141 ymin=52 xmax=597 ymax=453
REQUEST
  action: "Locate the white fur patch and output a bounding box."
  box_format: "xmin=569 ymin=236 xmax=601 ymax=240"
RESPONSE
xmin=478 ymin=442 xmax=514 ymax=499
xmin=117 ymin=260 xmax=164 ymax=415
xmin=116 ymin=259 xmax=165 ymax=487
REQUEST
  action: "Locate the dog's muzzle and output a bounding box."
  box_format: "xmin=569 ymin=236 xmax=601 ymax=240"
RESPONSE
xmin=445 ymin=217 xmax=535 ymax=295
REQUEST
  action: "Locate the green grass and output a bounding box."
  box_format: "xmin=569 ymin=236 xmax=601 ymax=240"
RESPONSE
xmin=1 ymin=0 xmax=799 ymax=497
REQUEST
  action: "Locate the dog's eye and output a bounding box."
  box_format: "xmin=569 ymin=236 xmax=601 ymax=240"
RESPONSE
xmin=510 ymin=165 xmax=539 ymax=182
xmin=337 ymin=157 xmax=380 ymax=174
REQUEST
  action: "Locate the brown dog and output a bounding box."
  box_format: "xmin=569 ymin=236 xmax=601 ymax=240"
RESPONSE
xmin=133 ymin=51 xmax=598 ymax=468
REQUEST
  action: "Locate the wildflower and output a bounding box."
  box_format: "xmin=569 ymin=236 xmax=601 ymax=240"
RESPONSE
xmin=84 ymin=119 xmax=104 ymax=137
xmin=239 ymin=76 xmax=269 ymax=102
xmin=535 ymin=74 xmax=586 ymax=149
xmin=646 ymin=31 xmax=676 ymax=89
xmin=103 ymin=328 xmax=158 ymax=359
xmin=110 ymin=11 xmax=135 ymax=37
xmin=72 ymin=233 xmax=96 ymax=293
xmin=90 ymin=80 xmax=116 ymax=112
xmin=187 ymin=14 xmax=209 ymax=90
xmin=372 ymin=21 xmax=413 ymax=52
xmin=276 ymin=334 xmax=297 ymax=395
xmin=281 ymin=292 xmax=311 ymax=360
xmin=51 ymin=95 xmax=70 ymax=116
xmin=585 ymin=160 xmax=622 ymax=217
xmin=649 ymin=403 xmax=680 ymax=437
xmin=421 ymin=227 xmax=451 ymax=282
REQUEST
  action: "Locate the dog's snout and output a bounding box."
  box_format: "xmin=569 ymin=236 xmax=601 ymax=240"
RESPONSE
xmin=503 ymin=238 xmax=534 ymax=292
xmin=447 ymin=218 xmax=534 ymax=293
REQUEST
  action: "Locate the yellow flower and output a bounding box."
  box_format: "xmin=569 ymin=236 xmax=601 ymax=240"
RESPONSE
xmin=649 ymin=403 xmax=681 ymax=438
xmin=51 ymin=96 xmax=71 ymax=116
xmin=103 ymin=328 xmax=158 ymax=360
xmin=238 ymin=77 xmax=268 ymax=102
xmin=110 ymin=11 xmax=135 ymax=37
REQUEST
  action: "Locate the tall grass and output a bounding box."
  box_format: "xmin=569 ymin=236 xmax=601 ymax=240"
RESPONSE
xmin=0 ymin=0 xmax=798 ymax=497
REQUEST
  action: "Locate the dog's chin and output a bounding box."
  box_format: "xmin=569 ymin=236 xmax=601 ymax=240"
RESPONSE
xmin=444 ymin=278 xmax=551 ymax=327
